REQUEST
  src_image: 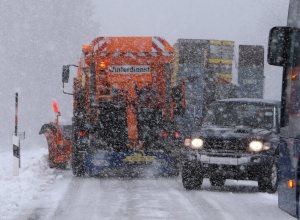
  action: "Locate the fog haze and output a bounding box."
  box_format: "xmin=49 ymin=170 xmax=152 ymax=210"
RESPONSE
xmin=94 ymin=0 xmax=289 ymax=99
xmin=0 ymin=0 xmax=289 ymax=149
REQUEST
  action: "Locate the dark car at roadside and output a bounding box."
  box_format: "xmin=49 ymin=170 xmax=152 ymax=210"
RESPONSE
xmin=181 ymin=98 xmax=281 ymax=193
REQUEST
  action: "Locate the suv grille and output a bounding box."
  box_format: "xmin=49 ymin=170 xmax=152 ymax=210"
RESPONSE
xmin=204 ymin=137 xmax=248 ymax=152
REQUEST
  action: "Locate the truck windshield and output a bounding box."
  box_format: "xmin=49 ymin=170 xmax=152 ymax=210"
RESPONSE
xmin=203 ymin=102 xmax=275 ymax=129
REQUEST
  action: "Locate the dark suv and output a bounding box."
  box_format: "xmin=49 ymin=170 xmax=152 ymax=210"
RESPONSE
xmin=181 ymin=98 xmax=280 ymax=193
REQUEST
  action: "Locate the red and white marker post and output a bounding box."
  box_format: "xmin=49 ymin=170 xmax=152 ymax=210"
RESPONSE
xmin=13 ymin=93 xmax=20 ymax=176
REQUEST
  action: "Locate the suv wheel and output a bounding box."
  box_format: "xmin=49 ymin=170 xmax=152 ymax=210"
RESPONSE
xmin=258 ymin=160 xmax=278 ymax=193
xmin=181 ymin=161 xmax=203 ymax=190
xmin=210 ymin=175 xmax=226 ymax=187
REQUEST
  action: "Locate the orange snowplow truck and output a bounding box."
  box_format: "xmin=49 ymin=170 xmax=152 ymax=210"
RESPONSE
xmin=62 ymin=36 xmax=185 ymax=176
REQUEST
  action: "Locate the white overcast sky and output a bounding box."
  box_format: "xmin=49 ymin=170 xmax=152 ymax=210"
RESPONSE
xmin=93 ymin=0 xmax=289 ymax=100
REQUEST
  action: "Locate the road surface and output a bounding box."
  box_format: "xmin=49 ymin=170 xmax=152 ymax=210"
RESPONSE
xmin=14 ymin=170 xmax=294 ymax=220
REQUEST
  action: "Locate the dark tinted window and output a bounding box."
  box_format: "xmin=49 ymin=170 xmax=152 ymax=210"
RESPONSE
xmin=203 ymin=102 xmax=275 ymax=129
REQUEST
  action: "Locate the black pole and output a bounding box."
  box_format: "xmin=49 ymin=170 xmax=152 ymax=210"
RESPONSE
xmin=90 ymin=61 xmax=96 ymax=129
xmin=15 ymin=93 xmax=18 ymax=136
xmin=13 ymin=92 xmax=20 ymax=169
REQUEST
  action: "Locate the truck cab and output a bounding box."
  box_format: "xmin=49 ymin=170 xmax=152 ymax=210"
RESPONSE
xmin=61 ymin=37 xmax=185 ymax=177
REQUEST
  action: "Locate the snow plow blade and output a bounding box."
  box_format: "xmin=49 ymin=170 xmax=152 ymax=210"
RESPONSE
xmin=39 ymin=123 xmax=72 ymax=168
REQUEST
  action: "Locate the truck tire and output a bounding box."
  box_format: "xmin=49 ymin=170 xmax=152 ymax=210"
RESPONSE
xmin=181 ymin=161 xmax=203 ymax=190
xmin=210 ymin=175 xmax=226 ymax=187
xmin=258 ymin=160 xmax=278 ymax=193
xmin=72 ymin=152 xmax=85 ymax=177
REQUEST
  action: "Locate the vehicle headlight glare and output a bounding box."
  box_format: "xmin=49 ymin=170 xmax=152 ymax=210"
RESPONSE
xmin=263 ymin=142 xmax=271 ymax=151
xmin=249 ymin=141 xmax=263 ymax=152
xmin=191 ymin=138 xmax=204 ymax=149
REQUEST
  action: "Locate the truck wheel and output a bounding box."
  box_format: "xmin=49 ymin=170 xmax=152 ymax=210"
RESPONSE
xmin=181 ymin=161 xmax=203 ymax=190
xmin=258 ymin=161 xmax=278 ymax=193
xmin=72 ymin=153 xmax=85 ymax=177
xmin=210 ymin=175 xmax=225 ymax=187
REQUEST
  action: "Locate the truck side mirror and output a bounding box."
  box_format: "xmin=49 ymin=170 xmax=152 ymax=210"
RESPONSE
xmin=62 ymin=65 xmax=70 ymax=83
xmin=267 ymin=26 xmax=293 ymax=67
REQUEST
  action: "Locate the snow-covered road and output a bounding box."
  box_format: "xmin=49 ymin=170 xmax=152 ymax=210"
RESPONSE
xmin=0 ymin=148 xmax=294 ymax=220
xmin=16 ymin=173 xmax=294 ymax=220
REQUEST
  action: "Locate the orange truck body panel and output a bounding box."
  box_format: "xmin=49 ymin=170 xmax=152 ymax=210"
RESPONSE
xmin=77 ymin=36 xmax=175 ymax=147
xmin=40 ymin=36 xmax=182 ymax=169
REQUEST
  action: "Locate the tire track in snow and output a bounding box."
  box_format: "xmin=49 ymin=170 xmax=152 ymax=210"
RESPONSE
xmin=121 ymin=177 xmax=204 ymax=220
xmin=179 ymin=179 xmax=294 ymax=220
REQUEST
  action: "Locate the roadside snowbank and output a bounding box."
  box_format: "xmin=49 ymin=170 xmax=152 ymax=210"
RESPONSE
xmin=0 ymin=147 xmax=56 ymax=219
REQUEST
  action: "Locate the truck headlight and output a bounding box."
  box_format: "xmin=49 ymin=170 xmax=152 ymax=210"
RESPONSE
xmin=249 ymin=141 xmax=263 ymax=152
xmin=191 ymin=138 xmax=204 ymax=149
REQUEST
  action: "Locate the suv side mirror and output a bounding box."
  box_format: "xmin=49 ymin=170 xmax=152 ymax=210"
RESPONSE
xmin=62 ymin=65 xmax=70 ymax=83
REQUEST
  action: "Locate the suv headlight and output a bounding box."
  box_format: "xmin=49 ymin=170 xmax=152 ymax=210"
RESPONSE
xmin=191 ymin=138 xmax=204 ymax=149
xmin=262 ymin=142 xmax=271 ymax=151
xmin=249 ymin=141 xmax=263 ymax=152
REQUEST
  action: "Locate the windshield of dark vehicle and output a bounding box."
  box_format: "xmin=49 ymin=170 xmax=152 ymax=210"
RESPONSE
xmin=203 ymin=102 xmax=275 ymax=129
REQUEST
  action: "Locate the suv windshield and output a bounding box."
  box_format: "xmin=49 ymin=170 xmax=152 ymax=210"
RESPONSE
xmin=203 ymin=102 xmax=275 ymax=129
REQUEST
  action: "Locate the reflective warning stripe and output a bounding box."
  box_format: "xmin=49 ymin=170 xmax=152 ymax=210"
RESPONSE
xmin=93 ymin=37 xmax=107 ymax=52
xmin=152 ymin=37 xmax=165 ymax=53
xmin=153 ymin=37 xmax=165 ymax=51
xmin=152 ymin=42 xmax=162 ymax=53
xmin=124 ymin=52 xmax=134 ymax=57
xmin=93 ymin=37 xmax=172 ymax=57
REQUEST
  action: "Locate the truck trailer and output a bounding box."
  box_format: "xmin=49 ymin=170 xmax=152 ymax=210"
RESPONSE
xmin=173 ymin=39 xmax=238 ymax=136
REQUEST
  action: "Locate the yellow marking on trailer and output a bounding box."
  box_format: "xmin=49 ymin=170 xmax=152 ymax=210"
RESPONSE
xmin=217 ymin=73 xmax=232 ymax=82
xmin=209 ymin=40 xmax=234 ymax=46
xmin=208 ymin=59 xmax=233 ymax=65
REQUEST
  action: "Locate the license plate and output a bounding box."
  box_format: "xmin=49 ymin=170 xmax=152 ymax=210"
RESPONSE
xmin=123 ymin=151 xmax=155 ymax=164
xmin=200 ymin=155 xmax=250 ymax=165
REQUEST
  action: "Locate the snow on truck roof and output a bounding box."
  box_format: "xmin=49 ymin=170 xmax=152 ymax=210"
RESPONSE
xmin=91 ymin=36 xmax=174 ymax=55
xmin=216 ymin=98 xmax=281 ymax=106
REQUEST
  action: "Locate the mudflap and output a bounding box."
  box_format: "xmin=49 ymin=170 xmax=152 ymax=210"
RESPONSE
xmin=85 ymin=149 xmax=179 ymax=177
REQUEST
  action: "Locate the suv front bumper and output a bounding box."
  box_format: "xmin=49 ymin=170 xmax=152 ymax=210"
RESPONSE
xmin=183 ymin=150 xmax=275 ymax=180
